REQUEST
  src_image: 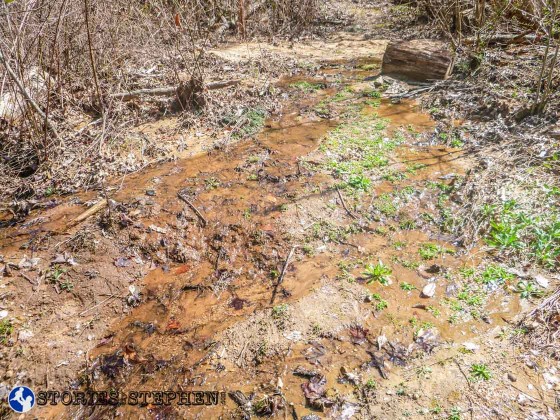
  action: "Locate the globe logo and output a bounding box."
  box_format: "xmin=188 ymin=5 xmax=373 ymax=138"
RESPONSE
xmin=8 ymin=386 xmax=35 ymax=413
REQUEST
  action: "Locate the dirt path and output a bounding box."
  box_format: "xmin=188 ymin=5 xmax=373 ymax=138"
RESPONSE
xmin=1 ymin=4 xmax=558 ymax=420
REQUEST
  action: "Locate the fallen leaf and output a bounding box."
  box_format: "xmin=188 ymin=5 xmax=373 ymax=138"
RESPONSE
xmin=348 ymin=324 xmax=369 ymax=345
xmin=166 ymin=319 xmax=181 ymax=332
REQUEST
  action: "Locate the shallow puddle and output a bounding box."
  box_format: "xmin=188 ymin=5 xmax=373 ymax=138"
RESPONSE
xmin=1 ymin=60 xmax=521 ymax=419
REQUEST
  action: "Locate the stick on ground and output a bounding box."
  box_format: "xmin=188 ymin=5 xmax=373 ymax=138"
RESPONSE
xmin=178 ymin=192 xmax=208 ymax=227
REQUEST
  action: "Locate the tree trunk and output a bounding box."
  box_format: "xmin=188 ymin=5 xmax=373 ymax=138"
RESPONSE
xmin=382 ymin=39 xmax=454 ymax=82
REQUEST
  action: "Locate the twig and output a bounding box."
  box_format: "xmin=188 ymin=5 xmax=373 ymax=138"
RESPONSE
xmin=453 ymin=359 xmax=472 ymax=388
xmin=79 ymin=294 xmax=118 ymax=316
xmin=270 ymin=245 xmax=298 ymax=304
xmin=336 ymin=187 xmax=357 ymax=219
xmin=278 ymin=246 xmax=297 ymax=287
xmin=21 ymin=272 xmax=38 ymax=287
xmin=84 ymin=0 xmax=103 ymax=110
xmin=177 ymin=192 xmax=207 ymax=227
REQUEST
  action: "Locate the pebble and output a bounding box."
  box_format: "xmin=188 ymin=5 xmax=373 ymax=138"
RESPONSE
xmin=145 ymin=190 xmax=156 ymax=196
xmin=507 ymin=373 xmax=517 ymax=382
xmin=0 ymin=310 xmax=7 ymax=319
xmin=534 ymin=275 xmax=549 ymax=289
xmin=421 ymin=283 xmax=436 ymax=298
xmin=4 ymin=370 xmax=13 ymax=379
xmin=18 ymin=329 xmax=34 ymax=342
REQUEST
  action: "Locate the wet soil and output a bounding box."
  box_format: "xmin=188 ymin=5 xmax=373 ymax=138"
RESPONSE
xmin=0 ymin=27 xmax=556 ymax=420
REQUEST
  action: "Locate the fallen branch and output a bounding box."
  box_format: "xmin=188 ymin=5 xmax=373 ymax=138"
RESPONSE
xmin=463 ymin=32 xmax=537 ymax=46
xmin=177 ymin=192 xmax=207 ymax=227
xmin=110 ymin=79 xmax=242 ymax=101
xmin=68 ymin=200 xmax=108 ymax=228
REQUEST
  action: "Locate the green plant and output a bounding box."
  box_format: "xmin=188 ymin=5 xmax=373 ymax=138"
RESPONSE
xmin=289 ymin=80 xmax=325 ymax=92
xmin=364 ymin=379 xmax=377 ymax=390
xmin=347 ymin=175 xmax=371 ymax=191
xmin=362 ymin=89 xmax=381 ymax=98
xmin=418 ymin=243 xmax=453 ymax=260
xmin=448 ymin=407 xmax=462 ymax=420
xmin=515 ymin=281 xmax=544 ymax=299
xmin=479 ymin=265 xmax=514 ymax=285
xmin=426 ymin=306 xmax=441 ymax=317
xmin=204 ymin=177 xmax=220 ymax=190
xmin=374 ymin=194 xmax=398 ymax=217
xmin=363 ymin=261 xmax=392 ymax=285
xmin=372 ymin=294 xmax=388 ymax=311
xmin=470 ymin=364 xmax=491 ymax=381
xmin=0 ymin=319 xmax=13 ymax=344
xmin=400 ymin=282 xmax=416 ymax=291
xmin=272 ymin=304 xmax=289 ymax=319
xmin=399 ymin=219 xmax=416 ymax=230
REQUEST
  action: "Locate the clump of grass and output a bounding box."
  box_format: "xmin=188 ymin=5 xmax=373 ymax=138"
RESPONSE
xmin=400 ymin=282 xmax=416 ymax=291
xmin=373 ymin=193 xmax=398 ymax=217
xmin=363 ymin=261 xmax=392 ymax=285
xmin=320 ymin=113 xmax=396 ymax=183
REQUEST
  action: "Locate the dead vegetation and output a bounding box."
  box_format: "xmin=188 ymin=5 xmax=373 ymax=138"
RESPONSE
xmin=0 ymin=0 xmax=322 ymax=203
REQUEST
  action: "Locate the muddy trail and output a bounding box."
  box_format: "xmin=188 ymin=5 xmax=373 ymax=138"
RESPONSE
xmin=0 ymin=48 xmax=546 ymax=419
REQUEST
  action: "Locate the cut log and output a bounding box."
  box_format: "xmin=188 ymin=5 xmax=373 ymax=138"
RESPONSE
xmin=382 ymin=39 xmax=454 ymax=82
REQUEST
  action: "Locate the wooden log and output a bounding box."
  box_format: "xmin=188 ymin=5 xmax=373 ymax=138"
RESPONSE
xmin=382 ymin=39 xmax=454 ymax=82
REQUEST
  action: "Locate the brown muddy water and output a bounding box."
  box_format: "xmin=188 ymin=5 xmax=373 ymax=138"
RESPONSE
xmin=1 ymin=61 xmax=520 ymax=419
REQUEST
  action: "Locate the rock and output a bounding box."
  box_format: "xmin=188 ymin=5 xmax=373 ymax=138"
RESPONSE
xmin=0 ymin=310 xmax=8 ymax=319
xmin=517 ymin=393 xmax=530 ymax=405
xmin=421 ymin=283 xmax=436 ymax=298
xmin=463 ymin=342 xmax=480 ymax=352
xmin=507 ymin=373 xmax=517 ymax=382
xmin=377 ymin=334 xmax=387 ymax=350
xmin=4 ymin=370 xmax=13 ymax=379
xmin=534 ymin=275 xmax=549 ymax=289
xmin=145 ymin=190 xmax=156 ymax=196
xmin=284 ymin=331 xmax=303 ymax=341
xmin=0 ymin=383 xmax=8 ymax=399
xmin=373 ymin=76 xmax=384 ymax=87
xmin=18 ymin=329 xmax=34 ymax=342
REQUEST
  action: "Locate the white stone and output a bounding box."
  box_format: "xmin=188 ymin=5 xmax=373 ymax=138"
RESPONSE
xmin=18 ymin=329 xmax=34 ymax=342
xmin=422 ymin=283 xmax=436 ymax=298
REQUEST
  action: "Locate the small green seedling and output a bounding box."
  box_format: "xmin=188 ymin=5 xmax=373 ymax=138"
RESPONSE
xmin=363 ymin=261 xmax=392 ymax=285
xmin=470 ymin=364 xmax=491 ymax=381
